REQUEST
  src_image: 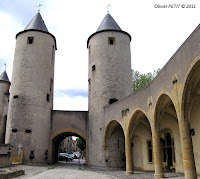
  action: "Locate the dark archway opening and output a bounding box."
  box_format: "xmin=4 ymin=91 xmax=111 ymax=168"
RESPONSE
xmin=183 ymin=60 xmax=200 ymax=174
xmin=155 ymin=94 xmax=179 ymax=172
xmin=108 ymin=124 xmax=125 ymax=169
xmin=52 ymin=132 xmax=86 ymax=164
xmin=160 ymin=131 xmax=175 ymax=171
xmin=129 ymin=112 xmax=152 ymax=171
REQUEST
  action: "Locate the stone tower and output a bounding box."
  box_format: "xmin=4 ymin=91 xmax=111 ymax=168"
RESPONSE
xmin=0 ymin=70 xmax=10 ymax=144
xmin=5 ymin=12 xmax=57 ymax=164
xmin=87 ymin=13 xmax=132 ymax=167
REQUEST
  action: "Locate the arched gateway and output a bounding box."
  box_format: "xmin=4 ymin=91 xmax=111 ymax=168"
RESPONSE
xmin=48 ymin=110 xmax=88 ymax=164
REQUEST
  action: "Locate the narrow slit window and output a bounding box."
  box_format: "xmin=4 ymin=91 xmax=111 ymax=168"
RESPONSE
xmin=27 ymin=37 xmax=34 ymax=44
xmin=92 ymin=65 xmax=96 ymax=71
xmin=108 ymin=37 xmax=115 ymax=45
xmin=46 ymin=94 xmax=50 ymax=102
xmin=13 ymin=95 xmax=18 ymax=99
xmin=88 ymin=79 xmax=91 ymax=91
xmin=12 ymin=129 xmax=18 ymax=133
xmin=50 ymin=78 xmax=53 ymax=91
xmin=25 ymin=129 xmax=32 ymax=133
xmin=117 ymin=139 xmax=119 ymax=149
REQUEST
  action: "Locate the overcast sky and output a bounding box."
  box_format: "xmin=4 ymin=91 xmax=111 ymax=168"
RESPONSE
xmin=0 ymin=0 xmax=199 ymax=111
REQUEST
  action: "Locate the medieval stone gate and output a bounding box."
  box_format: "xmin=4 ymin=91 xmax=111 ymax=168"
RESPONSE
xmin=48 ymin=111 xmax=88 ymax=164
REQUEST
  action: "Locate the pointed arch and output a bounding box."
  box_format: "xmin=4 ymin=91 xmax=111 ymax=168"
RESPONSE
xmin=181 ymin=57 xmax=200 ymax=175
xmin=154 ymin=92 xmax=183 ymax=172
xmin=182 ymin=58 xmax=200 ymax=122
xmin=127 ymin=109 xmax=153 ymax=171
xmin=103 ymin=119 xmax=124 ymax=149
xmin=154 ymin=92 xmax=178 ymax=132
xmin=128 ymin=109 xmax=151 ymax=138
xmin=103 ymin=119 xmax=125 ymax=169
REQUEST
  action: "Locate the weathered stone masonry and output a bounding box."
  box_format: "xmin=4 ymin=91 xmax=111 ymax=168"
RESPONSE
xmin=0 ymin=11 xmax=200 ymax=179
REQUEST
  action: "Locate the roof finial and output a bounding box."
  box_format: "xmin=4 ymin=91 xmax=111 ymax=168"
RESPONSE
xmin=106 ymin=4 xmax=111 ymax=13
xmin=37 ymin=4 xmax=42 ymax=12
xmin=4 ymin=63 xmax=7 ymax=71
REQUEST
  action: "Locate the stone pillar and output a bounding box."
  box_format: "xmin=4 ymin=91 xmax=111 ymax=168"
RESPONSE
xmin=125 ymin=132 xmax=133 ymax=175
xmin=152 ymin=132 xmax=164 ymax=179
xmin=179 ymin=119 xmax=197 ymax=179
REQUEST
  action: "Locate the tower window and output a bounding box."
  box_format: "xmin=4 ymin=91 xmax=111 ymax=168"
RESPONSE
xmin=88 ymin=79 xmax=91 ymax=91
xmin=29 ymin=151 xmax=34 ymax=160
xmin=117 ymin=139 xmax=119 ymax=149
xmin=27 ymin=37 xmax=34 ymax=44
xmin=3 ymin=115 xmax=7 ymax=143
xmin=109 ymin=98 xmax=118 ymax=104
xmin=12 ymin=129 xmax=18 ymax=133
xmin=46 ymin=94 xmax=50 ymax=102
xmin=13 ymin=95 xmax=18 ymax=99
xmin=108 ymin=37 xmax=115 ymax=45
xmin=92 ymin=65 xmax=96 ymax=71
xmin=50 ymin=78 xmax=53 ymax=91
xmin=25 ymin=129 xmax=32 ymax=133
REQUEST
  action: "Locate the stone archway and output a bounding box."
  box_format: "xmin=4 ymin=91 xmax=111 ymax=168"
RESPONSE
xmin=103 ymin=120 xmax=125 ymax=169
xmin=128 ymin=110 xmax=153 ymax=171
xmin=182 ymin=59 xmax=200 ymax=176
xmin=154 ymin=94 xmax=182 ymax=173
xmin=48 ymin=128 xmax=88 ymax=165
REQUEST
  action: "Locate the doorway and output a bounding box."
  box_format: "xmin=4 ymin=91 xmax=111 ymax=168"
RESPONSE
xmin=160 ymin=131 xmax=175 ymax=171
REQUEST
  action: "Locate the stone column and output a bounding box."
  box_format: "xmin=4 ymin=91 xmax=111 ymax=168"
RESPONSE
xmin=125 ymin=132 xmax=133 ymax=175
xmin=152 ymin=131 xmax=164 ymax=179
xmin=179 ymin=119 xmax=197 ymax=179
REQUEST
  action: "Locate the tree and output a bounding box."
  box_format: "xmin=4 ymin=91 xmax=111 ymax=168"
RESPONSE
xmin=76 ymin=138 xmax=86 ymax=151
xmin=132 ymin=69 xmax=160 ymax=92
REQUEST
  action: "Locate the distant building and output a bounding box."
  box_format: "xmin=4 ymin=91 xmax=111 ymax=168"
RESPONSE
xmin=59 ymin=136 xmax=78 ymax=153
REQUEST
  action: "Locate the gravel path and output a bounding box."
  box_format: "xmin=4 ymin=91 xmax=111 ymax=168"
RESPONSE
xmin=1 ymin=159 xmax=190 ymax=179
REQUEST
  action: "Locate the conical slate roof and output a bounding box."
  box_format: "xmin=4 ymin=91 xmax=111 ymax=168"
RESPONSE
xmin=0 ymin=70 xmax=10 ymax=83
xmin=97 ymin=13 xmax=121 ymax=32
xmin=87 ymin=13 xmax=131 ymax=47
xmin=16 ymin=12 xmax=57 ymax=50
xmin=25 ymin=12 xmax=48 ymax=32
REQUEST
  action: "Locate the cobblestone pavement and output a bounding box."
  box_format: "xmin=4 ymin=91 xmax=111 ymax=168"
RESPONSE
xmin=1 ymin=159 xmax=190 ymax=179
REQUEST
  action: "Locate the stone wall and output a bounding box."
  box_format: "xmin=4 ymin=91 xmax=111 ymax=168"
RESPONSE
xmin=0 ymin=145 xmax=11 ymax=167
xmin=5 ymin=30 xmax=56 ymax=164
xmin=88 ymin=30 xmax=132 ymax=167
xmin=103 ymin=24 xmax=200 ymax=174
xmin=52 ymin=110 xmax=88 ymax=136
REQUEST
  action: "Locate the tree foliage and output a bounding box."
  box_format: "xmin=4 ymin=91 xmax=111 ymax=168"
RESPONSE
xmin=132 ymin=69 xmax=160 ymax=92
xmin=76 ymin=138 xmax=86 ymax=151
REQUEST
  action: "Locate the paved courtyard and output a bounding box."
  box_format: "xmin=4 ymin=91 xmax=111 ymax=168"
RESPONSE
xmin=1 ymin=159 xmax=188 ymax=178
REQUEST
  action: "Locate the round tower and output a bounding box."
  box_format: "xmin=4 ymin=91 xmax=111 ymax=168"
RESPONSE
xmin=87 ymin=13 xmax=132 ymax=167
xmin=5 ymin=12 xmax=57 ymax=164
xmin=0 ymin=70 xmax=10 ymax=144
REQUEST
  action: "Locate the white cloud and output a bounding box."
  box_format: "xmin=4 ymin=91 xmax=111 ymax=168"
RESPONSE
xmin=54 ymin=95 xmax=88 ymax=111
xmin=0 ymin=12 xmax=23 ymax=76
